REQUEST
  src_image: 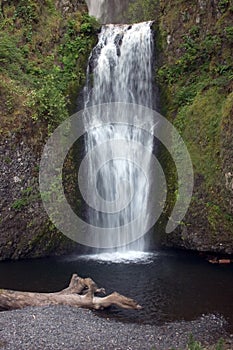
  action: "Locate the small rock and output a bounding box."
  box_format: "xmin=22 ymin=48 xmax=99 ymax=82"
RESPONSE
xmin=166 ymin=34 xmax=172 ymax=45
xmin=196 ymin=15 xmax=201 ymax=23
xmin=13 ymin=176 xmax=21 ymax=183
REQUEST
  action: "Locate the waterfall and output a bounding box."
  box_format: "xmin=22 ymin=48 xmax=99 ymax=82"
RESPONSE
xmin=85 ymin=23 xmax=154 ymax=107
xmin=85 ymin=0 xmax=131 ymax=23
xmin=83 ymin=22 xmax=155 ymax=253
xmin=85 ymin=0 xmax=105 ymax=21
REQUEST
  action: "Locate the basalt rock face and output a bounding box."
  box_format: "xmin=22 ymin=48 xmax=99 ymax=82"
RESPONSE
xmin=156 ymin=0 xmax=233 ymax=254
xmin=0 ymin=136 xmax=77 ymax=260
xmin=55 ymin=0 xmax=86 ymax=14
xmin=0 ymin=1 xmax=98 ymax=260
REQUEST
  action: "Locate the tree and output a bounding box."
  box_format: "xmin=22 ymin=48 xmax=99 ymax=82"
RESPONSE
xmin=0 ymin=274 xmax=142 ymax=311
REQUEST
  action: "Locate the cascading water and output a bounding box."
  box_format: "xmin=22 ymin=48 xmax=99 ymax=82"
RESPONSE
xmin=85 ymin=23 xmax=154 ymax=107
xmin=85 ymin=0 xmax=105 ymax=21
xmin=82 ymin=22 xmax=155 ymax=256
xmin=85 ymin=0 xmax=131 ymax=23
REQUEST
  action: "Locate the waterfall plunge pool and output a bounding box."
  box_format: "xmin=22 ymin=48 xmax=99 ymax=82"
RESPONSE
xmin=0 ymin=249 xmax=233 ymax=331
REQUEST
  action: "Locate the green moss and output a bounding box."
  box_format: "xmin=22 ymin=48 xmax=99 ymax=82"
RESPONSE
xmin=221 ymin=91 xmax=233 ymax=124
xmin=11 ymin=186 xmax=40 ymax=211
xmin=0 ymin=2 xmax=99 ymax=134
xmin=180 ymin=88 xmax=223 ymax=183
xmin=25 ymin=221 xmax=76 ymax=257
xmin=123 ymin=0 xmax=159 ymax=23
xmin=207 ymin=202 xmax=233 ymax=234
xmin=185 ymin=335 xmax=224 ymax=350
xmin=157 ymin=0 xmax=233 ymax=246
xmin=218 ymin=0 xmax=230 ymax=13
xmin=224 ymin=25 xmax=233 ymax=40
xmin=12 ymin=198 xmax=28 ymax=210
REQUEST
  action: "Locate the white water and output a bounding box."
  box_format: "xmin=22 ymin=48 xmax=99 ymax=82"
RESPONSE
xmin=85 ymin=0 xmax=105 ymax=20
xmin=86 ymin=23 xmax=154 ymax=106
xmin=85 ymin=0 xmax=130 ymax=23
xmin=66 ymin=251 xmax=156 ymax=264
xmin=83 ymin=22 xmax=154 ymax=254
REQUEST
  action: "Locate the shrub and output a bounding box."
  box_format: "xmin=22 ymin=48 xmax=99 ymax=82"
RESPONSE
xmin=28 ymin=74 xmax=69 ymax=126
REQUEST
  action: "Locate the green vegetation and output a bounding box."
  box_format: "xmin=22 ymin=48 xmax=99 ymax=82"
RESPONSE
xmin=152 ymin=335 xmax=225 ymax=350
xmin=156 ymin=0 xmax=233 ymax=241
xmin=218 ymin=0 xmax=230 ymax=13
xmin=157 ymin=26 xmax=232 ymax=94
xmin=11 ymin=186 xmax=39 ymax=211
xmin=0 ymin=1 xmax=99 ymax=134
xmin=0 ymin=1 xmax=99 ymax=259
xmin=11 ymin=197 xmax=28 ymax=210
xmin=185 ymin=335 xmax=224 ymax=350
xmin=123 ymin=0 xmax=159 ymax=23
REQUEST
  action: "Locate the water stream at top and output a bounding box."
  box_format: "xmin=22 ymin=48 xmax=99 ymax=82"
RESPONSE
xmin=85 ymin=0 xmax=105 ymax=21
xmin=85 ymin=0 xmax=131 ymax=23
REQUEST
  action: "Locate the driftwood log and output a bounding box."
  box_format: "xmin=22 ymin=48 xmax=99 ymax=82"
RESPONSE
xmin=0 ymin=274 xmax=142 ymax=311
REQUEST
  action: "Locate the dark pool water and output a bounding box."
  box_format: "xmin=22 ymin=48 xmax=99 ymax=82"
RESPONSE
xmin=0 ymin=250 xmax=233 ymax=328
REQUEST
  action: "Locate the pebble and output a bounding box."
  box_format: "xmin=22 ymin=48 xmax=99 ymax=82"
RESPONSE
xmin=0 ymin=306 xmax=231 ymax=350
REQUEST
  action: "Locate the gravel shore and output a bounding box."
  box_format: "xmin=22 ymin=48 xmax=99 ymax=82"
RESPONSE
xmin=0 ymin=306 xmax=232 ymax=350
